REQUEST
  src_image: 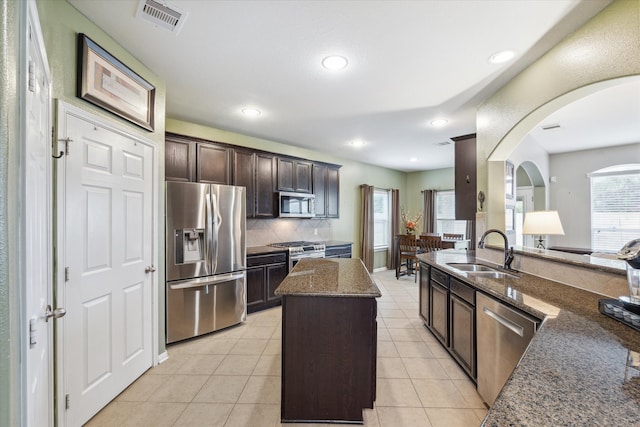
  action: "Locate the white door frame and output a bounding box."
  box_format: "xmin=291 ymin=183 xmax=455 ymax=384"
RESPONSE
xmin=54 ymin=101 xmax=159 ymax=426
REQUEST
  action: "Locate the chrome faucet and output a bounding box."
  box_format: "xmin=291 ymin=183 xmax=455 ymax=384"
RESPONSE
xmin=478 ymin=229 xmax=515 ymax=270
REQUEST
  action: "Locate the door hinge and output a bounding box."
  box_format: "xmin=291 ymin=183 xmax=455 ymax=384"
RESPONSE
xmin=28 ymin=59 xmax=36 ymax=92
xmin=29 ymin=317 xmax=37 ymax=348
xmin=65 ymin=393 xmax=70 ymax=410
xmin=65 ymin=267 xmax=70 ymax=282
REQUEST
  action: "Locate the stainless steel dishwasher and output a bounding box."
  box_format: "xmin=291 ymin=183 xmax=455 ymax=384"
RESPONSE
xmin=476 ymin=293 xmax=540 ymax=406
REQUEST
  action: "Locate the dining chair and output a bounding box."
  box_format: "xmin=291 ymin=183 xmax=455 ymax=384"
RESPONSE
xmin=443 ymin=233 xmax=463 ymax=240
xmin=396 ymin=234 xmax=419 ymax=282
xmin=418 ymin=235 xmax=442 ymax=252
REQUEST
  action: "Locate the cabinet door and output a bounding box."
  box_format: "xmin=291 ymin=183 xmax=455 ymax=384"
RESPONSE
xmin=312 ymin=164 xmax=327 ymax=217
xmin=453 ymin=134 xmax=476 ymax=220
xmin=419 ymin=264 xmax=430 ymax=323
xmin=326 ymin=166 xmax=340 ymax=218
xmin=430 ymin=281 xmax=449 ymax=347
xmin=246 ymin=266 xmax=267 ymax=313
xmin=256 ymin=154 xmax=276 ymax=217
xmin=266 ymin=262 xmax=287 ymax=302
xmin=234 ymin=151 xmax=255 ymax=217
xmin=294 ymin=161 xmax=313 ymax=193
xmin=165 ymin=136 xmax=195 ymax=182
xmin=197 ymin=143 xmax=232 ymax=184
xmin=450 ymin=294 xmax=475 ymax=378
xmin=277 ymin=157 xmax=295 ymax=192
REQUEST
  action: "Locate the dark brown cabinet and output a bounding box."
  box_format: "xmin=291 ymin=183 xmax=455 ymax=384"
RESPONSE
xmin=420 ymin=262 xmax=477 ymax=381
xmin=453 ymin=133 xmax=477 ymax=221
xmin=313 ymin=163 xmax=341 ymax=218
xmin=430 ymin=269 xmax=449 ymax=347
xmin=419 ymin=263 xmax=430 ymax=323
xmin=165 ymin=134 xmax=196 ymax=182
xmin=246 ymin=251 xmax=288 ymax=313
xmin=196 ymin=142 xmax=232 ymax=184
xmin=449 ymin=278 xmax=476 ymax=378
xmin=277 ymin=157 xmax=312 ymax=193
xmin=325 ymin=243 xmax=352 ymax=259
xmin=234 ymin=151 xmax=276 ymax=218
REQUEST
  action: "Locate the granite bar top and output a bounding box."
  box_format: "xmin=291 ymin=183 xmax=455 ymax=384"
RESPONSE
xmin=418 ymin=250 xmax=640 ymax=426
xmin=274 ymin=258 xmax=381 ymax=298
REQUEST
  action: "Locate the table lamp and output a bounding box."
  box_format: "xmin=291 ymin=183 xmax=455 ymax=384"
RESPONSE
xmin=522 ymin=210 xmax=565 ymax=249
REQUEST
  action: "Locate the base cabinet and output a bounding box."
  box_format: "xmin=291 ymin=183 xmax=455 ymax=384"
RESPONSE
xmin=325 ymin=243 xmax=352 ymax=259
xmin=247 ymin=252 xmax=287 ymax=313
xmin=420 ymin=263 xmax=476 ymax=380
xmin=281 ymin=295 xmax=377 ymax=423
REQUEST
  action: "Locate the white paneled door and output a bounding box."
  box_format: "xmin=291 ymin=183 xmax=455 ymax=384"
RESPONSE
xmin=57 ymin=103 xmax=155 ymax=426
xmin=24 ymin=2 xmax=53 ymax=426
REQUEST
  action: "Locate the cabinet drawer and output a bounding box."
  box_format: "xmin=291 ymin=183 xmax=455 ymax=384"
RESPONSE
xmin=431 ymin=268 xmax=449 ymax=288
xmin=450 ymin=278 xmax=475 ymax=305
xmin=248 ymin=252 xmax=287 ymax=266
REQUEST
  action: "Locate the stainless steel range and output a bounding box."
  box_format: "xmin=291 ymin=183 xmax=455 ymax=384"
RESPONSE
xmin=270 ymin=241 xmax=325 ymax=270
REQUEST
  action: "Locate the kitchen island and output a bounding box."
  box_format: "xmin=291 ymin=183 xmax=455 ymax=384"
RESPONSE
xmin=418 ymin=249 xmax=640 ymax=426
xmin=274 ymin=258 xmax=381 ymax=424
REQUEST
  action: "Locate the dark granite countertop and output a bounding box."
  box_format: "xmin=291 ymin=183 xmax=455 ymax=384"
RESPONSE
xmin=247 ymin=245 xmax=288 ymax=256
xmin=274 ymin=258 xmax=381 ymax=298
xmin=417 ymin=249 xmax=640 ymax=426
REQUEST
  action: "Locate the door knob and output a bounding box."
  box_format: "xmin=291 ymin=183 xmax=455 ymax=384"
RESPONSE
xmin=45 ymin=305 xmax=66 ymax=322
xmin=145 ymin=266 xmax=156 ymax=273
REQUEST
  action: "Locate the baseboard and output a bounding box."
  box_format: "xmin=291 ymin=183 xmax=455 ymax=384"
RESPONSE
xmin=373 ymin=267 xmax=389 ymax=273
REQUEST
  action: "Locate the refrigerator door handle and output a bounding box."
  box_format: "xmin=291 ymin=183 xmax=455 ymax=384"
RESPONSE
xmin=211 ymin=191 xmax=221 ymax=273
xmin=205 ymin=191 xmax=213 ymax=273
xmin=169 ymin=272 xmax=246 ymax=290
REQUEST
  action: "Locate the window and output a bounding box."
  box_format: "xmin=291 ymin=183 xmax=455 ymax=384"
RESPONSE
xmin=373 ymin=189 xmax=391 ymax=249
xmin=435 ymin=190 xmax=467 ymax=236
xmin=590 ymin=164 xmax=640 ymax=252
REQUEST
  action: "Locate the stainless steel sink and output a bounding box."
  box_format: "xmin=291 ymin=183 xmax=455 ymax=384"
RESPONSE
xmin=446 ymin=263 xmax=500 ymax=272
xmin=446 ymin=263 xmax=519 ymax=279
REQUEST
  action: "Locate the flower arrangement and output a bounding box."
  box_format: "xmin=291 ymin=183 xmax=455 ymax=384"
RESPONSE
xmin=401 ymin=208 xmax=422 ymax=235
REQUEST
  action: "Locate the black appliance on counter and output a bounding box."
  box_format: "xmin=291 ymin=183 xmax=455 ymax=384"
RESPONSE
xmin=269 ymin=241 xmax=325 ymax=270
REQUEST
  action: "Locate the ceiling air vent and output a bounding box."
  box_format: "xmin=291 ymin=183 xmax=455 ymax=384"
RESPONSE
xmin=434 ymin=140 xmax=452 ymax=146
xmin=136 ymin=0 xmax=188 ymax=34
xmin=541 ymin=123 xmax=561 ymax=131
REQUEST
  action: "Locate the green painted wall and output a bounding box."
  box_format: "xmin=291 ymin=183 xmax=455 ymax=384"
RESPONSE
xmin=36 ymin=0 xmax=168 ymax=356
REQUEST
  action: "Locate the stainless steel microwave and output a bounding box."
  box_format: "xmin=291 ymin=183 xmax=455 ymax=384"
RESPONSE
xmin=278 ymin=191 xmax=315 ymax=218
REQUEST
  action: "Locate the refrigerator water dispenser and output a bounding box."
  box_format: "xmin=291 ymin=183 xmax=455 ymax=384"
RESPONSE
xmin=175 ymin=228 xmax=205 ymax=264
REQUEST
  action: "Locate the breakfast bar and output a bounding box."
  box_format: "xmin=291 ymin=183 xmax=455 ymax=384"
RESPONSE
xmin=275 ymin=258 xmax=381 ymax=424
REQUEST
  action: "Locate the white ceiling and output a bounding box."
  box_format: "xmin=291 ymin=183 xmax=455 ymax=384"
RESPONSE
xmin=67 ymin=0 xmax=620 ymax=172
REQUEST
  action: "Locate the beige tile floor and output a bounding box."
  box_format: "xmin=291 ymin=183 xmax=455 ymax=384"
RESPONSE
xmin=86 ymin=269 xmax=488 ymax=427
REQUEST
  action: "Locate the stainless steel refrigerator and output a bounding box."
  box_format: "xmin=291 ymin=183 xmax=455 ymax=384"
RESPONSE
xmin=165 ymin=181 xmax=246 ymax=343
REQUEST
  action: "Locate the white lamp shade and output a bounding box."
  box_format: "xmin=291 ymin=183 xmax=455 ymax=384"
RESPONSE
xmin=522 ymin=210 xmax=565 ymax=235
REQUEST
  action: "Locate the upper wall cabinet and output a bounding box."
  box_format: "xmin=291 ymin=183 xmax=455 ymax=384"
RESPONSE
xmin=313 ymin=163 xmax=340 ymax=218
xmin=453 ymin=134 xmax=477 ymax=221
xmin=165 ymin=134 xmax=196 ymax=182
xmin=234 ymin=149 xmax=277 ymax=218
xmin=196 ymin=142 xmax=232 ymax=185
xmin=277 ymin=157 xmax=313 ymax=193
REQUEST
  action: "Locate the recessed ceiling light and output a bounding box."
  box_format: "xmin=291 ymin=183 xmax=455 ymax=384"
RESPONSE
xmin=410 ymin=157 xmax=418 ymax=162
xmin=241 ymin=108 xmax=261 ymax=117
xmin=349 ymin=139 xmax=366 ymax=147
xmin=322 ymin=55 xmax=348 ymax=71
xmin=489 ymin=50 xmax=516 ymax=64
xmin=430 ymin=118 xmax=448 ymax=127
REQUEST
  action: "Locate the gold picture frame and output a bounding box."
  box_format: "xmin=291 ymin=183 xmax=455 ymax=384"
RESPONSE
xmin=77 ymin=33 xmax=155 ymax=131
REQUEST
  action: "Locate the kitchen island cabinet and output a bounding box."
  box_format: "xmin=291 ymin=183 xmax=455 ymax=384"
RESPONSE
xmin=275 ymin=258 xmax=381 ymax=424
xmin=418 ymin=249 xmax=640 ymax=426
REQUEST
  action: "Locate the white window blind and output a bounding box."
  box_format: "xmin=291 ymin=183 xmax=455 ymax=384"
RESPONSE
xmin=373 ymin=189 xmax=390 ymax=249
xmin=436 ymin=190 xmax=467 ymax=236
xmin=590 ymin=165 xmax=640 ymax=252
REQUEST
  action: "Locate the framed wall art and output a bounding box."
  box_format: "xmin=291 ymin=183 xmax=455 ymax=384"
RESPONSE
xmin=77 ymin=33 xmax=155 ymax=131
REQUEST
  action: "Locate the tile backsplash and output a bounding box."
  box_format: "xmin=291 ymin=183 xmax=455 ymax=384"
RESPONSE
xmin=246 ymin=218 xmax=332 ymax=246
